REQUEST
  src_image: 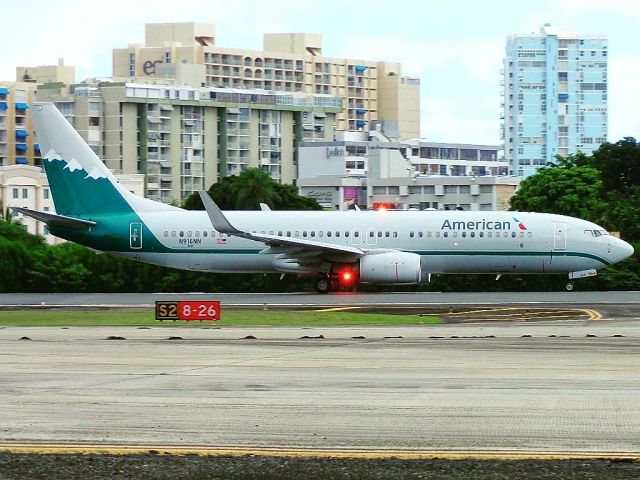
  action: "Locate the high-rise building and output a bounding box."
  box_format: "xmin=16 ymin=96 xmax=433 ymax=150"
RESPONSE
xmin=36 ymin=79 xmax=341 ymax=203
xmin=0 ymin=82 xmax=39 ymax=167
xmin=113 ymin=22 xmax=420 ymax=138
xmin=501 ymin=24 xmax=608 ymax=176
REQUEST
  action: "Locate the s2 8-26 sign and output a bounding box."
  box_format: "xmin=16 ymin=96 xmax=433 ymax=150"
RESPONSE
xmin=155 ymin=301 xmax=221 ymax=321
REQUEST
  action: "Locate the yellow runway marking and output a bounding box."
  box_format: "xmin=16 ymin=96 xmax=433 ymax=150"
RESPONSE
xmin=583 ymin=308 xmax=603 ymax=320
xmin=446 ymin=307 xmax=604 ymax=321
xmin=0 ymin=444 xmax=638 ymax=461
xmin=312 ymin=306 xmax=361 ymax=312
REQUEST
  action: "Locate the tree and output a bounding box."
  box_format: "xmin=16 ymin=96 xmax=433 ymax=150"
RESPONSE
xmin=232 ymin=168 xmax=281 ymax=210
xmin=510 ymin=161 xmax=604 ymax=222
xmin=182 ymin=168 xmax=321 ymax=211
xmin=577 ymin=137 xmax=640 ymax=194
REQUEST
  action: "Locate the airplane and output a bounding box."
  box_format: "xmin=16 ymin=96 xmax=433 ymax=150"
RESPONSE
xmin=13 ymin=102 xmax=634 ymax=293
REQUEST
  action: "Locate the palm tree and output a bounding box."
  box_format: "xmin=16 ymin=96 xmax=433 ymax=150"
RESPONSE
xmin=232 ymin=168 xmax=281 ymax=210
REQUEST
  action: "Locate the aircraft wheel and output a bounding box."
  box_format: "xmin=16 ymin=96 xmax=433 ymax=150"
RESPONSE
xmin=314 ymin=277 xmax=331 ymax=294
xmin=565 ymin=282 xmax=575 ymax=292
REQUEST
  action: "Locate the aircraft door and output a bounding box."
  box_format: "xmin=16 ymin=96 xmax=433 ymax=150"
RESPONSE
xmin=366 ymin=228 xmax=377 ymax=245
xmin=129 ymin=222 xmax=143 ymax=249
xmin=553 ymin=222 xmax=567 ymax=250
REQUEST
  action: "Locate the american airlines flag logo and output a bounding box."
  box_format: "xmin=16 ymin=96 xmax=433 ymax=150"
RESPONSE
xmin=216 ymin=237 xmax=227 ymax=245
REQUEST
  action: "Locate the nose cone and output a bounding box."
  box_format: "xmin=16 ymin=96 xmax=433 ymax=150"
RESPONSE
xmin=611 ymin=237 xmax=634 ymax=264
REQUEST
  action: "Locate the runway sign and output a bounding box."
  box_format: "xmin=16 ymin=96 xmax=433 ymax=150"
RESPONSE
xmin=155 ymin=301 xmax=221 ymax=321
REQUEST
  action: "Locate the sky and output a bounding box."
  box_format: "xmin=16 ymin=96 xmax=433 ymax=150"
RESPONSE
xmin=1 ymin=0 xmax=639 ymax=144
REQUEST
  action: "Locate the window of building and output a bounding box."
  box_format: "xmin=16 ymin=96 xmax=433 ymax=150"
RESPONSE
xmin=43 ymin=188 xmax=50 ymax=199
xmin=12 ymin=188 xmax=18 ymax=199
xmin=22 ymin=188 xmax=28 ymax=199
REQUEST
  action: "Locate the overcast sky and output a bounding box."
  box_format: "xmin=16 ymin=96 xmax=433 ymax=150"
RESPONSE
xmin=1 ymin=0 xmax=638 ymax=144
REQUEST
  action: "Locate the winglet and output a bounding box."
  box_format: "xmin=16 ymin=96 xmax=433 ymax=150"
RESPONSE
xmin=259 ymin=202 xmax=271 ymax=212
xmin=198 ymin=192 xmax=243 ymax=235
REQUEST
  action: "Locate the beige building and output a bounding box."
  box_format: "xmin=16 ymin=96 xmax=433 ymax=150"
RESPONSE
xmin=16 ymin=61 xmax=76 ymax=86
xmin=36 ymin=79 xmax=341 ymax=203
xmin=0 ymin=82 xmax=39 ymax=167
xmin=0 ymin=164 xmax=144 ymax=243
xmin=113 ymin=22 xmax=420 ymax=138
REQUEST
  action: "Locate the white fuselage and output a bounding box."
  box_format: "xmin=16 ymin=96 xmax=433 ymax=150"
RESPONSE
xmin=121 ymin=209 xmax=629 ymax=276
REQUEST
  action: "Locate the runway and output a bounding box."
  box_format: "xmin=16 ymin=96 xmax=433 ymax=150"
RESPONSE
xmin=1 ymin=321 xmax=640 ymax=455
xmin=1 ymin=291 xmax=640 ymax=309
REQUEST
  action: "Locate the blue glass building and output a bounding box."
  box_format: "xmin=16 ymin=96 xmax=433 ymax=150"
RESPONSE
xmin=501 ymin=24 xmax=608 ymax=177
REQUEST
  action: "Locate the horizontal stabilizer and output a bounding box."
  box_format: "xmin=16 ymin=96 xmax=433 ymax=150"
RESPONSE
xmin=11 ymin=207 xmax=96 ymax=229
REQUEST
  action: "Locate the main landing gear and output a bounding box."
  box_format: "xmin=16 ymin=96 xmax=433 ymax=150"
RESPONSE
xmin=314 ymin=266 xmax=358 ymax=294
xmin=565 ymin=282 xmax=575 ymax=291
xmin=314 ymin=276 xmax=332 ymax=294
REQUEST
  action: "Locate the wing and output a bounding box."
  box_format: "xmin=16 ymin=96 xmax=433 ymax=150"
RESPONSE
xmin=198 ymin=192 xmax=364 ymax=259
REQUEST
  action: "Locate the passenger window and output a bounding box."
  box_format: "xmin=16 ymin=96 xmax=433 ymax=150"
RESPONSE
xmin=436 ymin=232 xmax=441 ymax=238
xmin=172 ymin=231 xmax=177 ymax=237
xmin=462 ymin=232 xmax=467 ymax=238
xmin=393 ymin=232 xmax=398 ymax=238
xmin=488 ymin=232 xmax=492 ymax=238
xmin=179 ymin=231 xmax=184 ymax=237
xmin=410 ymin=232 xmax=415 ymax=238
xmin=294 ymin=231 xmax=299 ymax=237
xmin=527 ymin=232 xmax=532 ymax=238
xmin=427 ymin=232 xmax=432 ymax=238
xmin=310 ymin=232 xmax=315 ymax=237
xmin=470 ymin=232 xmax=475 ymax=238
xmin=319 ymin=231 xmax=323 ymax=238
xmin=495 ymin=232 xmax=500 ymax=238
xmin=479 ymin=232 xmax=484 ymax=238
xmin=164 ymin=231 xmax=168 ymax=237
xmin=385 ymin=232 xmax=390 ymax=238
xmin=453 ymin=232 xmax=458 ymax=238
xmin=354 ymin=231 xmax=359 ymax=237
xmin=195 ymin=231 xmax=200 ymax=237
xmin=511 ymin=232 xmax=516 ymax=238
xmin=443 ymin=232 xmax=448 ymax=238
xmin=269 ymin=231 xmax=274 ymax=235
xmin=327 ymin=231 xmax=332 ymax=237
xmin=378 ymin=231 xmax=383 ymax=237
xmin=278 ymin=231 xmax=283 ymax=236
xmin=287 ymin=231 xmax=291 ymax=237
xmin=519 ymin=232 xmax=524 ymax=238
xmin=203 ymin=231 xmax=208 ymax=237
xmin=335 ymin=232 xmax=340 ymax=237
xmin=345 ymin=231 xmax=350 ymax=237
xmin=418 ymin=232 xmax=423 ymax=238
xmin=369 ymin=231 xmax=374 ymax=237
xmin=303 ymin=231 xmax=307 ymax=237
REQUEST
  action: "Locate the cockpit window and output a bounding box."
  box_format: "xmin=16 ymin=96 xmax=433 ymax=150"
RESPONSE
xmin=585 ymin=229 xmax=609 ymax=237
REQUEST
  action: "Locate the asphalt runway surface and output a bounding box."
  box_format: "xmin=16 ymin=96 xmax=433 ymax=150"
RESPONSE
xmin=1 ymin=320 xmax=640 ymax=455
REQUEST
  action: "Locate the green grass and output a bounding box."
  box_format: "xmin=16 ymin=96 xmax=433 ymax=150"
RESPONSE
xmin=0 ymin=309 xmax=442 ymax=327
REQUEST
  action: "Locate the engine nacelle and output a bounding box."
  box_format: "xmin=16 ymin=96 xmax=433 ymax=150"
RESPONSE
xmin=359 ymin=251 xmax=422 ymax=284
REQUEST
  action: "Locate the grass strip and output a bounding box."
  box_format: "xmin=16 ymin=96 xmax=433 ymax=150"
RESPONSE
xmin=0 ymin=309 xmax=441 ymax=327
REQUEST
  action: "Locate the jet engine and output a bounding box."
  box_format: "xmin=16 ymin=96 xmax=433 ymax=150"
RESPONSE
xmin=359 ymin=251 xmax=422 ymax=284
